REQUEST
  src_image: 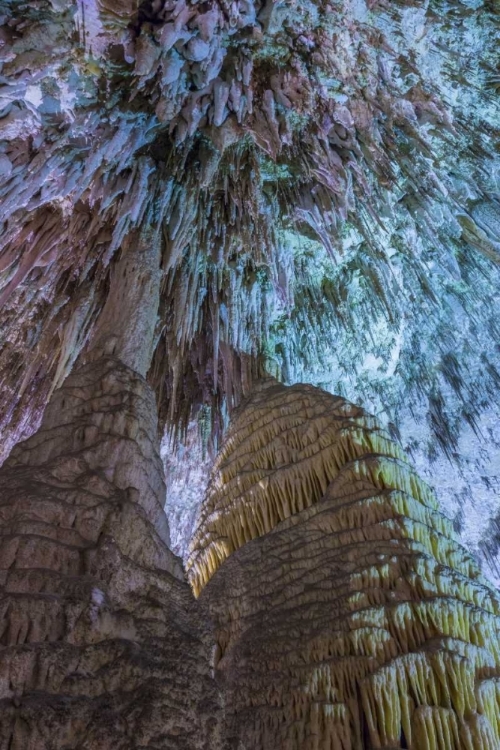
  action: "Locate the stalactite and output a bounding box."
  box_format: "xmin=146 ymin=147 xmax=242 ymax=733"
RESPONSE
xmin=2 ymin=5 xmax=500 ymax=747
xmin=190 ymin=380 xmax=500 ymax=749
xmin=1 ymin=0 xmax=500 ymax=471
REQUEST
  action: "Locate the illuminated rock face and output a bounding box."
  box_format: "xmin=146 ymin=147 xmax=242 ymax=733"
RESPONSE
xmin=2 ymin=4 xmax=500 ymax=742
xmin=190 ymin=380 xmax=500 ymax=748
xmin=0 ymin=356 xmax=222 ymax=749
xmin=2 ymin=0 xmax=500 ymax=485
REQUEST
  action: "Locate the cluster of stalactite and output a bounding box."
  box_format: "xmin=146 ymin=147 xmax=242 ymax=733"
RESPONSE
xmin=1 ymin=0 xmax=500 ymax=467
xmin=0 ymin=356 xmax=223 ymax=749
xmin=190 ymin=380 xmax=500 ymax=748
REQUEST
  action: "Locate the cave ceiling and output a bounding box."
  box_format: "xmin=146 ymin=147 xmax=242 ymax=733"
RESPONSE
xmin=1 ymin=0 xmax=499 ymax=503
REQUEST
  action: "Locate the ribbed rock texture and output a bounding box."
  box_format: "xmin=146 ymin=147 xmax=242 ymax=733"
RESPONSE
xmin=0 ymin=356 xmax=222 ymax=750
xmin=191 ymin=381 xmax=500 ymax=748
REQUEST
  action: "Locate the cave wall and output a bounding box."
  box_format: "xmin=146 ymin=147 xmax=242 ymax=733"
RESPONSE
xmin=1 ymin=0 xmax=500 ymax=481
xmin=1 ymin=2 xmax=500 ymax=745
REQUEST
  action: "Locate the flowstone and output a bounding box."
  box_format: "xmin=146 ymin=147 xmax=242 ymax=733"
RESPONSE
xmin=190 ymin=380 xmax=500 ymax=749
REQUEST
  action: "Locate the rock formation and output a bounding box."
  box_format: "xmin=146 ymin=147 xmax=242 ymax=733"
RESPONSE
xmin=1 ymin=0 xmax=500 ymax=479
xmin=189 ymin=380 xmax=500 ymax=748
xmin=4 ymin=363 xmax=500 ymax=749
xmin=0 ymin=355 xmax=222 ymax=749
xmin=0 ymin=215 xmax=222 ymax=747
xmin=1 ymin=1 xmax=500 ymax=748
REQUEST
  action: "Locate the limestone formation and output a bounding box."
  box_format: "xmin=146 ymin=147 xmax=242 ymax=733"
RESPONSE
xmin=1 ymin=0 xmax=500 ymax=482
xmin=0 ymin=356 xmax=222 ymax=749
xmin=190 ymin=380 xmax=500 ymax=748
xmin=1 ymin=1 xmax=500 ymax=747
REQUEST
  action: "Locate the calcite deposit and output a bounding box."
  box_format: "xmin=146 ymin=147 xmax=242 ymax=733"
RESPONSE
xmin=1 ymin=0 xmax=500 ymax=473
xmin=190 ymin=380 xmax=500 ymax=748
xmin=0 ymin=355 xmax=223 ymax=749
xmin=1 ymin=1 xmax=500 ymax=748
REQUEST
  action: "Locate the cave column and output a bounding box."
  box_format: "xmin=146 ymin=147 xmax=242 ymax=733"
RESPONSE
xmin=0 ymin=229 xmax=222 ymax=748
xmin=84 ymin=222 xmax=163 ymax=376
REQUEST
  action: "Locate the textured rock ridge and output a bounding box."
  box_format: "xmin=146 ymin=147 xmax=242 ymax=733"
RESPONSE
xmin=191 ymin=380 xmax=500 ymax=748
xmin=0 ymin=356 xmax=222 ymax=749
xmin=480 ymin=512 xmax=500 ymax=592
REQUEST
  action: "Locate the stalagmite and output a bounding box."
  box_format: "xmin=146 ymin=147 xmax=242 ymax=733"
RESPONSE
xmin=0 ymin=356 xmax=223 ymax=749
xmin=0 ymin=227 xmax=223 ymax=747
xmin=189 ymin=379 xmax=500 ymax=749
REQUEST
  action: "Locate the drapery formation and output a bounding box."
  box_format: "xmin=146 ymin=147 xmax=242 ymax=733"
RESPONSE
xmin=0 ymin=356 xmax=222 ymax=749
xmin=189 ymin=380 xmax=500 ymax=749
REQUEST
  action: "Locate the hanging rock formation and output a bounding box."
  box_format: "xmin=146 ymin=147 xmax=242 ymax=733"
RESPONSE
xmin=1 ymin=0 xmax=500 ymax=481
xmin=189 ymin=380 xmax=500 ymax=748
xmin=0 ymin=355 xmax=222 ymax=749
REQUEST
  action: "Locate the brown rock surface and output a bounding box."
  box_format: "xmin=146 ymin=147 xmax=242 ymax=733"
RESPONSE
xmin=2 ymin=362 xmax=500 ymax=748
xmin=191 ymin=380 xmax=500 ymax=748
xmin=0 ymin=356 xmax=222 ymax=750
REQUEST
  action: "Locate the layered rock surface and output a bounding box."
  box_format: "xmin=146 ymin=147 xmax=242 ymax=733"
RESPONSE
xmin=2 ymin=2 xmax=500 ymax=745
xmin=190 ymin=380 xmax=500 ymax=748
xmin=0 ymin=356 xmax=222 ymax=749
